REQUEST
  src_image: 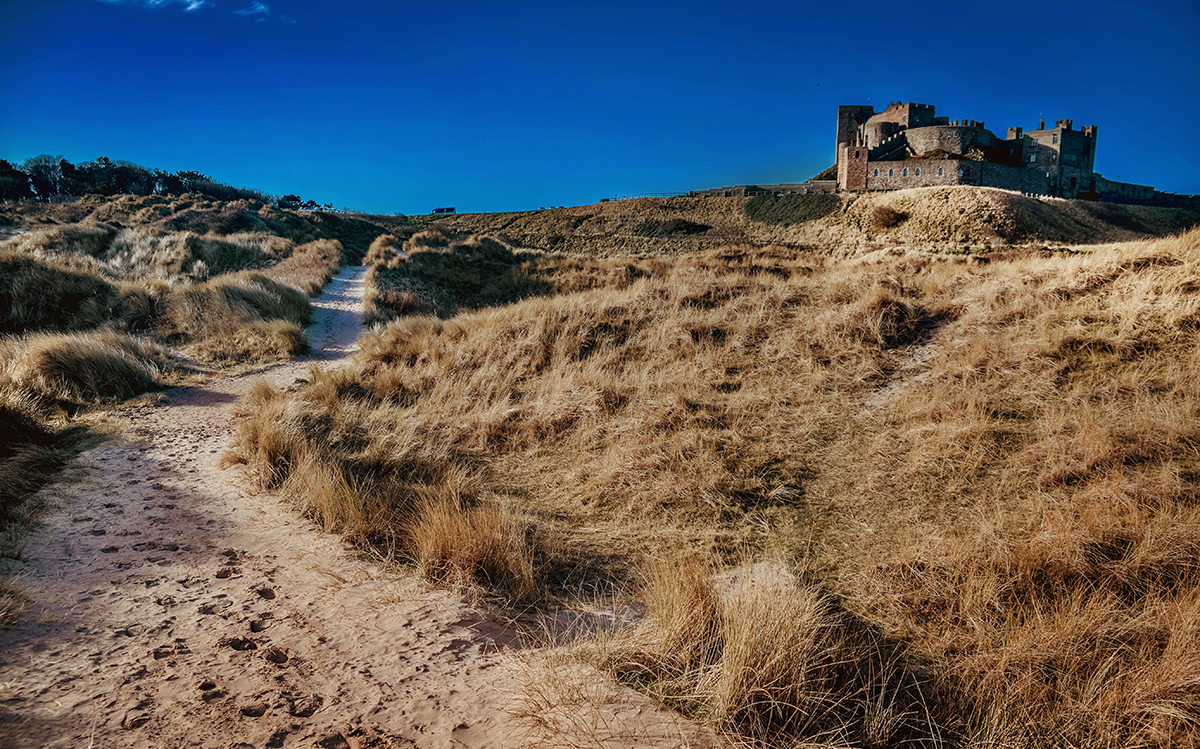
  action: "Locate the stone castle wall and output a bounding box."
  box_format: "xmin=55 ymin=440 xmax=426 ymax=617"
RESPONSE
xmin=863 ymin=159 xmax=1052 ymax=194
xmin=904 ymin=126 xmax=1000 ymax=156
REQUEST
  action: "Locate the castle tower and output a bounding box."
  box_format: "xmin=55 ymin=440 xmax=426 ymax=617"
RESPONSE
xmin=837 ymin=144 xmax=869 ymax=191
xmin=836 ymin=105 xmax=875 ymax=169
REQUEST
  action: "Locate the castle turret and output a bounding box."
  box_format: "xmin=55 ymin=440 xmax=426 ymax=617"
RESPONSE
xmin=835 ymin=105 xmax=875 ymax=169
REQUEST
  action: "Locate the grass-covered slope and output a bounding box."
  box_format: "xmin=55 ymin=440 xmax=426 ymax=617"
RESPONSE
xmin=0 ymin=193 xmax=395 ymax=263
xmin=0 ymin=195 xmax=352 ymax=540
xmin=424 ymin=187 xmax=1200 ymax=256
xmin=229 ymin=227 xmax=1200 ymax=748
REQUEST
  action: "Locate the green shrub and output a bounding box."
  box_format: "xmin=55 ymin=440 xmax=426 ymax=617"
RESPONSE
xmin=746 ymin=193 xmax=841 ymax=225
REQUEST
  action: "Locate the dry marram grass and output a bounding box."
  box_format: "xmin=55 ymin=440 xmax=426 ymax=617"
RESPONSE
xmin=231 ymin=226 xmax=1200 ymax=747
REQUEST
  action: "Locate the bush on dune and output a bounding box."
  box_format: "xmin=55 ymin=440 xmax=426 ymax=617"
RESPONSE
xmin=365 ymin=235 xmax=552 ymax=322
xmin=0 ymin=248 xmax=176 ymax=335
xmin=4 ymin=223 xmax=118 ymax=259
xmin=102 ymin=228 xmax=280 ymax=282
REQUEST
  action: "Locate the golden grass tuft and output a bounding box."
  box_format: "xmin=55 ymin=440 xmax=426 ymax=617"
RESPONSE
xmin=407 ymin=490 xmax=538 ymax=602
xmin=403 ymin=229 xmax=450 ymax=254
xmin=0 ymin=577 xmax=30 ymax=626
xmin=0 ymin=330 xmax=174 ymax=407
xmin=260 ymin=238 xmax=343 ymax=296
xmin=164 ymin=272 xmax=312 ymax=363
xmin=567 ymin=555 xmax=940 ymax=747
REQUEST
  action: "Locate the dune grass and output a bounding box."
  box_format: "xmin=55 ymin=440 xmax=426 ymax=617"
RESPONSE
xmin=0 ymin=203 xmax=353 ymax=538
xmin=0 ymin=330 xmax=178 ymax=408
xmin=229 ymin=226 xmax=1200 ymax=747
xmin=259 ymin=238 xmax=344 ymax=296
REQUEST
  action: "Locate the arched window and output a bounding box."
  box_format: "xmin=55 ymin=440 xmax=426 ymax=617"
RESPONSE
xmin=915 ymin=168 xmax=921 ymax=177
xmin=873 ymin=169 xmax=879 ymax=177
xmin=903 ymin=168 xmax=909 ymax=177
xmin=958 ymin=168 xmax=963 ymax=176
xmin=888 ymin=168 xmax=894 ymax=177
xmin=938 ymin=167 xmax=944 ymax=176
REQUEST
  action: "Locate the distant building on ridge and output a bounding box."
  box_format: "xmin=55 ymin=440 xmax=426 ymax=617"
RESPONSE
xmin=834 ymin=101 xmax=1191 ymax=206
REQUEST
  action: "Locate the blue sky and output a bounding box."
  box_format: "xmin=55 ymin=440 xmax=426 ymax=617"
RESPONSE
xmin=1 ymin=0 xmax=1197 ymax=214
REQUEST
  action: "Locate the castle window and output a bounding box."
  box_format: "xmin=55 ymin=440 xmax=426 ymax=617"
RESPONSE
xmin=915 ymin=168 xmax=921 ymax=176
xmin=1052 ymin=134 xmax=1059 ymax=144
xmin=888 ymin=168 xmax=894 ymax=177
xmin=938 ymin=167 xmax=944 ymax=176
xmin=873 ymin=169 xmax=879 ymax=177
xmin=1030 ymin=154 xmax=1038 ymax=163
xmin=903 ymin=168 xmax=908 ymax=177
xmin=958 ymin=168 xmax=963 ymax=176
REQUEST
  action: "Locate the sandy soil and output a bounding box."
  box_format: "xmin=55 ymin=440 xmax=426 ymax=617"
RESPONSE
xmin=0 ymin=266 xmax=722 ymax=748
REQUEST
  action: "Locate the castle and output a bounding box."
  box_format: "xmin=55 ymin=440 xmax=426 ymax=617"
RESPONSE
xmin=684 ymin=101 xmax=1192 ymax=205
xmin=835 ymin=101 xmax=1190 ymax=205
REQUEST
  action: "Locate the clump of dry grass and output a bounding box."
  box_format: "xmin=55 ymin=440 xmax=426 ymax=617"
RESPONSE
xmin=0 ymin=331 xmax=176 ymax=409
xmin=581 ymin=555 xmax=938 ymax=747
xmin=0 ymin=577 xmax=30 ymax=625
xmin=225 ymin=377 xmax=539 ymax=601
xmin=260 ymin=238 xmax=343 ymax=295
xmin=363 ymin=233 xmax=402 ymax=267
xmin=403 ymin=229 xmax=450 ymax=254
xmin=163 ymin=272 xmax=311 ymax=363
xmin=0 ymin=401 xmax=73 ymax=524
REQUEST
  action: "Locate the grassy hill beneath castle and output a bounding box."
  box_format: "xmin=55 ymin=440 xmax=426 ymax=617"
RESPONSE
xmin=235 ymin=211 xmax=1200 ymax=747
xmin=422 ymin=186 xmax=1200 ymax=256
xmin=5 ymin=188 xmax=1200 ymax=747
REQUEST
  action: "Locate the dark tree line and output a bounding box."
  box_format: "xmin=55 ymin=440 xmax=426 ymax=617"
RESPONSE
xmin=0 ymin=154 xmax=332 ymax=210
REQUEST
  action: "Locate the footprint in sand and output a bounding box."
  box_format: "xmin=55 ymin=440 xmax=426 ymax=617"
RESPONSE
xmin=288 ymin=694 xmax=323 ymax=718
xmin=249 ymin=614 xmax=273 ymax=633
xmin=199 ymin=599 xmax=233 ymax=615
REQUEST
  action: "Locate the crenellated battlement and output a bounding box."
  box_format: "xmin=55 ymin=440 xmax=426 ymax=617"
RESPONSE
xmin=830 ymin=99 xmax=1137 ymax=202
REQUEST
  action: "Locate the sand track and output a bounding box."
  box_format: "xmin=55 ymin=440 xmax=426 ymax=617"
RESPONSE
xmin=0 ymin=266 xmax=719 ymax=748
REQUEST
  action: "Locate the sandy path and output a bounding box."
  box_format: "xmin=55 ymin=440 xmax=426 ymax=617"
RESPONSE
xmin=0 ymin=267 xmax=721 ymax=748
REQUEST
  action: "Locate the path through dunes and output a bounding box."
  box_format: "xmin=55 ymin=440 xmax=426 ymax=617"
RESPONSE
xmin=0 ymin=265 xmax=721 ymax=748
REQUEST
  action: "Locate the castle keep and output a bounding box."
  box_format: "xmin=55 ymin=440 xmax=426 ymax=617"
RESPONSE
xmin=835 ymin=101 xmax=1188 ymax=205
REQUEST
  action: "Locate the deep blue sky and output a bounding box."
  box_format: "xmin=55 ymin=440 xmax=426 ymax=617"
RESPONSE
xmin=1 ymin=0 xmax=1197 ymax=214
